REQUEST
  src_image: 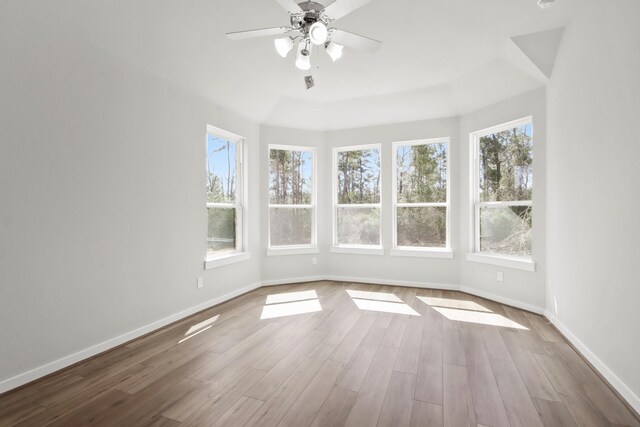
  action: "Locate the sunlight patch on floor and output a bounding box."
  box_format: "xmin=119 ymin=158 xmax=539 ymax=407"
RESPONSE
xmin=429 ymin=306 xmax=528 ymax=330
xmin=416 ymin=296 xmax=491 ymax=312
xmin=179 ymin=314 xmax=220 ymax=343
xmin=351 ymin=298 xmax=420 ymax=316
xmin=346 ymin=289 xmax=420 ymax=316
xmin=266 ymin=290 xmax=318 ymax=305
xmin=418 ymin=295 xmax=527 ymax=329
xmin=261 ymin=299 xmax=322 ymax=319
xmin=261 ymin=290 xmax=322 ymax=319
xmin=179 ymin=325 xmax=214 ymax=344
xmin=185 ymin=315 xmax=220 ymax=336
xmin=346 ymin=289 xmax=403 ymax=303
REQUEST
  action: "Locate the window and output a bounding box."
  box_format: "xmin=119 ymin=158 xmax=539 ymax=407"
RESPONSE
xmin=268 ymin=145 xmax=316 ymax=253
xmin=332 ymin=144 xmax=382 ymax=253
xmin=471 ymin=118 xmax=533 ymax=261
xmin=206 ymin=126 xmax=245 ymax=265
xmin=392 ymin=139 xmax=450 ymax=255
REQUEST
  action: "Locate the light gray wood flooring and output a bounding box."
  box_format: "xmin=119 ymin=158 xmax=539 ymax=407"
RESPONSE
xmin=1 ymin=281 xmax=638 ymax=427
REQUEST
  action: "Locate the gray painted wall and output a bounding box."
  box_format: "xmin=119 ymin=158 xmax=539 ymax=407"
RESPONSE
xmin=547 ymin=1 xmax=640 ymax=406
xmin=0 ymin=13 xmax=261 ymax=385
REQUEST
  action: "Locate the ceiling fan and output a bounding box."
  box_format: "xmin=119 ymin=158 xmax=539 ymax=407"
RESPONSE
xmin=226 ymin=0 xmax=382 ymax=73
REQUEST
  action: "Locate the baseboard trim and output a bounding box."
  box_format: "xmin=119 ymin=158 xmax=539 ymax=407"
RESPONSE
xmin=260 ymin=276 xmax=326 ymax=287
xmin=325 ymin=275 xmax=458 ymax=291
xmin=460 ymin=286 xmax=545 ymax=315
xmin=0 ymin=282 xmax=261 ymax=395
xmin=544 ymin=311 xmax=640 ymax=415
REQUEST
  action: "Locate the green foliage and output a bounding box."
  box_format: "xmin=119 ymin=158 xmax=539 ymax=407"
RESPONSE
xmin=394 ymin=143 xmax=448 ymax=247
xmin=480 ymin=205 xmax=532 ymax=256
xmin=269 ymin=149 xmax=312 ymax=205
xmin=396 ymin=143 xmax=447 ymax=203
xmin=477 ymin=124 xmax=534 ymax=256
xmin=337 ymin=149 xmax=380 ymax=204
xmin=397 ymin=207 xmax=446 ymax=247
xmin=479 ymin=126 xmax=533 ymax=202
xmin=269 ymin=208 xmax=312 ymax=246
xmin=337 ymin=208 xmax=380 ymax=245
xmin=207 ymin=207 xmax=236 ymax=254
xmin=268 ymin=148 xmax=313 ymax=246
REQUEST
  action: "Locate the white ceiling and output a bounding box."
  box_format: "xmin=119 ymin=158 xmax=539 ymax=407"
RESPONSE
xmin=26 ymin=0 xmax=582 ymax=130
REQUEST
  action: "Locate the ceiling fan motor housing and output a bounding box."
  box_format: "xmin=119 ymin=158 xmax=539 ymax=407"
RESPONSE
xmin=291 ymin=1 xmax=326 ymax=30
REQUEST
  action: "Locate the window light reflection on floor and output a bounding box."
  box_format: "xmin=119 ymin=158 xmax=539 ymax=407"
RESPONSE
xmin=351 ymin=298 xmax=420 ymax=316
xmin=346 ymin=289 xmax=420 ymax=316
xmin=266 ymin=289 xmax=318 ymax=305
xmin=346 ymin=289 xmax=403 ymax=303
xmin=179 ymin=314 xmax=220 ymax=344
xmin=261 ymin=290 xmax=322 ymax=319
xmin=185 ymin=315 xmax=220 ymax=336
xmin=431 ymin=307 xmax=528 ymax=329
xmin=178 ymin=325 xmax=214 ymax=344
xmin=416 ymin=296 xmax=491 ymax=312
xmin=418 ymin=297 xmax=528 ymax=330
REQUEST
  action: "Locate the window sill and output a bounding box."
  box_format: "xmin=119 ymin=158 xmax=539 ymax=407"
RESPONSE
xmin=466 ymin=252 xmax=535 ymax=272
xmin=266 ymin=246 xmax=319 ymax=256
xmin=391 ymin=248 xmax=454 ymax=259
xmin=205 ymin=252 xmax=251 ymax=270
xmin=330 ymin=246 xmax=384 ymax=256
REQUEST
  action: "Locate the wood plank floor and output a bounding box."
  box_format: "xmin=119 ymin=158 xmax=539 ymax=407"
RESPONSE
xmin=1 ymin=281 xmax=638 ymax=427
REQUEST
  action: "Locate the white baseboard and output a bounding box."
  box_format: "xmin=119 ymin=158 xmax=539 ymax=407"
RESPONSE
xmin=260 ymin=275 xmax=326 ymax=287
xmin=0 ymin=282 xmax=261 ymax=395
xmin=460 ymin=286 xmax=545 ymax=314
xmin=325 ymin=275 xmax=459 ymax=291
xmin=544 ymin=311 xmax=640 ymax=415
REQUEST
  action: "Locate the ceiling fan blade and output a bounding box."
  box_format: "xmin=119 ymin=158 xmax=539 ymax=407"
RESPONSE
xmin=226 ymin=27 xmax=292 ymax=40
xmin=330 ymin=28 xmax=382 ymax=53
xmin=274 ymin=0 xmax=303 ymax=14
xmin=322 ymin=0 xmax=373 ymax=21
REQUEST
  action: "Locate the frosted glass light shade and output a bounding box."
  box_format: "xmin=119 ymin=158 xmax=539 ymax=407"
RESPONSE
xmin=309 ymin=22 xmax=328 ymax=45
xmin=325 ymin=42 xmax=343 ymax=61
xmin=295 ymin=42 xmax=311 ymax=70
xmin=274 ymin=37 xmax=294 ymax=57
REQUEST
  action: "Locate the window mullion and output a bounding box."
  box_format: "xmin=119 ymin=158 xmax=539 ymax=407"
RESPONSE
xmin=336 ymin=203 xmax=381 ymax=209
xmin=268 ymin=204 xmax=313 ymax=209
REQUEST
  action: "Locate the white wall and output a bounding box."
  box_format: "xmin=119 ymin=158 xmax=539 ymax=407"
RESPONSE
xmin=324 ymin=118 xmax=461 ymax=288
xmin=547 ymin=0 xmax=640 ymax=410
xmin=459 ymin=88 xmax=547 ymax=310
xmin=260 ymin=125 xmax=327 ymax=282
xmin=0 ymin=6 xmax=261 ymax=388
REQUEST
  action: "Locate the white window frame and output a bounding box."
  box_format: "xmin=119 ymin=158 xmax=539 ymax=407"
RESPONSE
xmin=331 ymin=144 xmax=383 ymax=255
xmin=205 ymin=125 xmax=249 ymax=269
xmin=467 ymin=117 xmax=535 ymax=271
xmin=391 ymin=138 xmax=453 ymax=259
xmin=267 ymin=144 xmax=318 ymax=256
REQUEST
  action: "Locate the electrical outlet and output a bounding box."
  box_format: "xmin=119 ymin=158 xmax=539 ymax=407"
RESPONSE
xmin=312 ymin=257 xmax=318 ymax=265
xmin=497 ymin=272 xmax=504 ymax=282
xmin=197 ymin=277 xmax=204 ymax=288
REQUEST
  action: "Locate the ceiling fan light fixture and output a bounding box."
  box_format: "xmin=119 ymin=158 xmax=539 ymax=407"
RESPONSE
xmin=295 ymin=41 xmax=311 ymax=70
xmin=325 ymin=41 xmax=343 ymax=61
xmin=274 ymin=37 xmax=294 ymax=57
xmin=309 ymin=22 xmax=328 ymax=45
